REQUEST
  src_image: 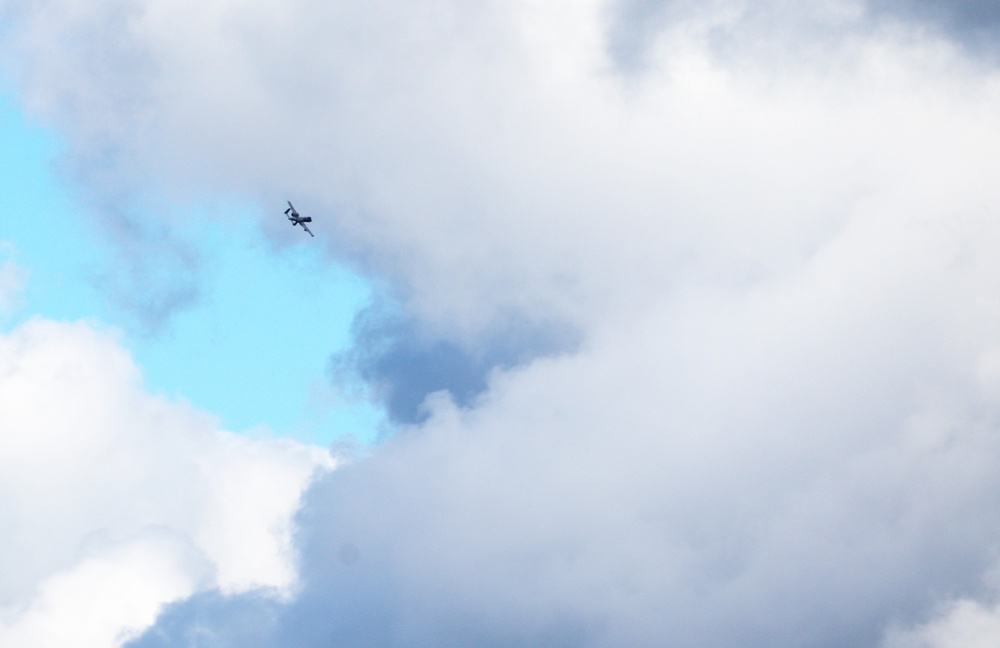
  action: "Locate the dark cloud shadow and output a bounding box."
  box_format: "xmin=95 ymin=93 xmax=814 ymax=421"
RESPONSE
xmin=604 ymin=0 xmax=682 ymax=72
xmin=603 ymin=0 xmax=1000 ymax=75
xmin=868 ymin=0 xmax=1000 ymax=58
xmin=329 ymin=303 xmax=581 ymax=425
xmin=124 ymin=590 xmax=279 ymax=648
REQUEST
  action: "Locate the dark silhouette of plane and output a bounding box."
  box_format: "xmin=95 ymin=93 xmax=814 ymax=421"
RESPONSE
xmin=284 ymin=201 xmax=314 ymax=237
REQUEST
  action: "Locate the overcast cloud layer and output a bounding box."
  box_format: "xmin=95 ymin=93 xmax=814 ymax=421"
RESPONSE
xmin=6 ymin=0 xmax=1000 ymax=646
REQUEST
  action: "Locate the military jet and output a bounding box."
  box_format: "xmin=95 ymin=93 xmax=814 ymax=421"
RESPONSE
xmin=284 ymin=201 xmax=314 ymax=237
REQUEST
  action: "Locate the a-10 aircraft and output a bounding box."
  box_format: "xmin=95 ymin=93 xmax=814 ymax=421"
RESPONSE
xmin=284 ymin=201 xmax=314 ymax=237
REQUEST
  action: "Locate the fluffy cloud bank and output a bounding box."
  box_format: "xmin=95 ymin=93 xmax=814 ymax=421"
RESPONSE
xmin=0 ymin=317 xmax=330 ymax=647
xmin=6 ymin=0 xmax=1000 ymax=646
xmin=131 ymin=206 xmax=1000 ymax=645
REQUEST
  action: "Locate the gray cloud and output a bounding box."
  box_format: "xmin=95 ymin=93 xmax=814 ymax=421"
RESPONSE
xmin=330 ymin=302 xmax=579 ymax=424
xmin=868 ymin=0 xmax=1000 ymax=54
xmin=603 ymin=0 xmax=1000 ymax=73
xmin=124 ymin=590 xmax=280 ymax=648
xmin=603 ymin=1 xmax=861 ymax=72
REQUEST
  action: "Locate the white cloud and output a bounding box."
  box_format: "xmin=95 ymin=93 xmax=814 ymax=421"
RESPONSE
xmin=0 ymin=317 xmax=331 ymax=646
xmin=0 ymin=530 xmax=210 ymax=648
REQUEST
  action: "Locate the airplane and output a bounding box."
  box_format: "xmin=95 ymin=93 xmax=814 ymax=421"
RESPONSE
xmin=284 ymin=201 xmax=314 ymax=237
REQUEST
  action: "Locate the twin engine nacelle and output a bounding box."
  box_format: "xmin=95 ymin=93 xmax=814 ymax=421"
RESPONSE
xmin=298 ymin=216 xmax=312 ymax=222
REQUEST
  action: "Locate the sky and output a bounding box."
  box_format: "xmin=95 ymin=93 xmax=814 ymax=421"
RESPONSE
xmin=0 ymin=91 xmax=380 ymax=445
xmin=6 ymin=0 xmax=1000 ymax=646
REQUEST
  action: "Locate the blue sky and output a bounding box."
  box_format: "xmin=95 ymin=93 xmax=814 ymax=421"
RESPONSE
xmin=0 ymin=89 xmax=380 ymax=446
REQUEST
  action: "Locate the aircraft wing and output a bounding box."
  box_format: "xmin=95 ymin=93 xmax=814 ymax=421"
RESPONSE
xmin=300 ymin=222 xmax=314 ymax=237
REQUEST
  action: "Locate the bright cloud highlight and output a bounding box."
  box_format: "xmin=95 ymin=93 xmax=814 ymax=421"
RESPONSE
xmin=0 ymin=317 xmax=331 ymax=646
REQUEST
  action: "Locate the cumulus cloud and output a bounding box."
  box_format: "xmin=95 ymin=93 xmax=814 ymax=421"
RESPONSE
xmin=131 ymin=209 xmax=1000 ymax=644
xmin=0 ymin=317 xmax=330 ymax=646
xmin=6 ymin=0 xmax=1000 ymax=646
